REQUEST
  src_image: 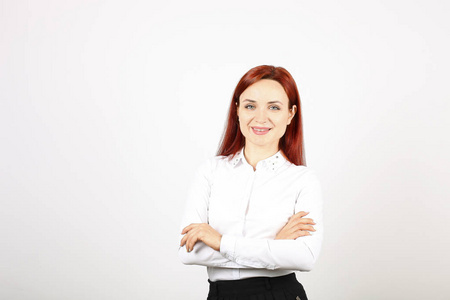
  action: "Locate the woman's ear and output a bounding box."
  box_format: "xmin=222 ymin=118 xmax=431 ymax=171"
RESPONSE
xmin=287 ymin=105 xmax=297 ymax=125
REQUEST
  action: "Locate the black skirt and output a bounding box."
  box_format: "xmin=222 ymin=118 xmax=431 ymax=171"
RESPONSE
xmin=207 ymin=272 xmax=308 ymax=300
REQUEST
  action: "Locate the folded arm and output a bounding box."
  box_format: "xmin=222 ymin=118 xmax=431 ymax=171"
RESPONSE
xmin=178 ymin=159 xmax=323 ymax=271
xmin=219 ymin=170 xmax=324 ymax=271
xmin=178 ymin=158 xmax=252 ymax=268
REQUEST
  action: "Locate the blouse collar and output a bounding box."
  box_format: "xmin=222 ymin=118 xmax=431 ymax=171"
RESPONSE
xmin=230 ymin=146 xmax=286 ymax=171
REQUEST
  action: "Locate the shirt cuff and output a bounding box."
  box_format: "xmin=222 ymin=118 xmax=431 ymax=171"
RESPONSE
xmin=219 ymin=234 xmax=237 ymax=259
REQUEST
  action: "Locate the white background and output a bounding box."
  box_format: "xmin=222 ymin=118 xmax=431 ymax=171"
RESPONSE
xmin=1 ymin=0 xmax=449 ymax=299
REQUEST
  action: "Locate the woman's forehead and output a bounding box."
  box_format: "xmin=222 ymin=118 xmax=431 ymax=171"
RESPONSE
xmin=239 ymin=79 xmax=289 ymax=104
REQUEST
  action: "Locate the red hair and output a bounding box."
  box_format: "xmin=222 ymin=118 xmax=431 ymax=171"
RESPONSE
xmin=216 ymin=65 xmax=306 ymax=166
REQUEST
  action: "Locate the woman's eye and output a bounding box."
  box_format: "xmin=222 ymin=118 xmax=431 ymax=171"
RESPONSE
xmin=244 ymin=105 xmax=279 ymax=110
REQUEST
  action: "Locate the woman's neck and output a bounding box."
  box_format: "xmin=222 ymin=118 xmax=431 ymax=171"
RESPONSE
xmin=243 ymin=143 xmax=279 ymax=170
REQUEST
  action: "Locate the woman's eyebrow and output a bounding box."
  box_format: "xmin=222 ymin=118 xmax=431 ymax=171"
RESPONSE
xmin=242 ymin=99 xmax=284 ymax=105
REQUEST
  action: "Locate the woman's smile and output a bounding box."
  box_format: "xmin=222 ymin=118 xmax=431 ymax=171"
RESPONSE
xmin=251 ymin=126 xmax=272 ymax=135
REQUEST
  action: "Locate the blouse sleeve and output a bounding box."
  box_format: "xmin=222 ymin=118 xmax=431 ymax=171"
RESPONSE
xmin=219 ymin=169 xmax=324 ymax=271
xmin=178 ymin=157 xmax=253 ymax=268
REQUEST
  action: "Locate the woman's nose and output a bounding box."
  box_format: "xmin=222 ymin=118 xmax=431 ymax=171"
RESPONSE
xmin=255 ymin=108 xmax=268 ymax=123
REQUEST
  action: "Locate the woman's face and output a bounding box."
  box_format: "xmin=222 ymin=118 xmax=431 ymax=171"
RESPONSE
xmin=237 ymin=79 xmax=296 ymax=151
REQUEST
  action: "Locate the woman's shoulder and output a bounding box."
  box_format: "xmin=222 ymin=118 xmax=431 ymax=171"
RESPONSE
xmin=194 ymin=154 xmax=233 ymax=173
xmin=286 ymin=163 xmax=321 ymax=183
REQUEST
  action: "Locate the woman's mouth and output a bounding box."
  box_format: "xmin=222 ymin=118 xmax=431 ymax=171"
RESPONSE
xmin=251 ymin=127 xmax=271 ymax=135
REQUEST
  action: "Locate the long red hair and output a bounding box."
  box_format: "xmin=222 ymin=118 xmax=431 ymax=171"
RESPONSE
xmin=216 ymin=65 xmax=306 ymax=166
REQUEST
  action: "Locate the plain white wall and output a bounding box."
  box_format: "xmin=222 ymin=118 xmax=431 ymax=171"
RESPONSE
xmin=1 ymin=0 xmax=449 ymax=299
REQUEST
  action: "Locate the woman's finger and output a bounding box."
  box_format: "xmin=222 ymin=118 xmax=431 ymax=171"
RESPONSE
xmin=186 ymin=234 xmax=192 ymax=252
xmin=293 ymin=211 xmax=309 ymax=219
xmin=288 ymin=225 xmax=314 ymax=235
xmin=181 ymin=226 xmax=190 ymax=235
xmin=186 ymin=232 xmax=193 ymax=251
xmin=187 ymin=234 xmax=200 ymax=252
xmin=180 ymin=234 xmax=188 ymax=247
xmin=181 ymin=229 xmax=198 ymax=247
xmin=181 ymin=223 xmax=200 ymax=234
xmin=285 ymin=216 xmax=313 ymax=230
xmin=295 ymin=224 xmax=315 ymax=232
xmin=295 ymin=230 xmax=311 ymax=238
xmin=185 ymin=228 xmax=202 ymax=252
xmin=296 ymin=218 xmax=316 ymax=225
xmin=288 ymin=212 xmax=306 ymax=222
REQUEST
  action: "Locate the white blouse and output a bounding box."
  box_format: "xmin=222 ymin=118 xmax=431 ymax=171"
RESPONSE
xmin=178 ymin=146 xmax=324 ymax=281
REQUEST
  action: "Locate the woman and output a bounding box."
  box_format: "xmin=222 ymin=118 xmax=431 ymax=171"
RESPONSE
xmin=178 ymin=65 xmax=323 ymax=300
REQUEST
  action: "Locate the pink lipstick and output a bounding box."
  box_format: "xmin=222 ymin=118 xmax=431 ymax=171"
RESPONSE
xmin=251 ymin=126 xmax=271 ymax=135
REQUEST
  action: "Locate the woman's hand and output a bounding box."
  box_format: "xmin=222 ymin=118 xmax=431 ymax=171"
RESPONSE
xmin=180 ymin=223 xmax=222 ymax=252
xmin=275 ymin=211 xmax=316 ymax=240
